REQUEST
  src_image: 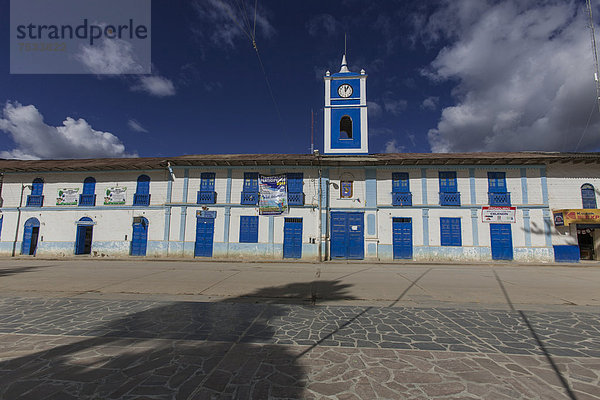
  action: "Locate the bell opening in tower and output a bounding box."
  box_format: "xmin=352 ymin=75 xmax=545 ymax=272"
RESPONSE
xmin=340 ymin=115 xmax=353 ymax=139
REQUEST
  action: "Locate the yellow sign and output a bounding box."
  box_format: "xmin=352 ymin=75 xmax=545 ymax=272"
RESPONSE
xmin=553 ymin=209 xmax=600 ymax=226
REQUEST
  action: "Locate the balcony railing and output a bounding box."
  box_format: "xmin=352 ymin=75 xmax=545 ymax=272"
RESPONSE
xmin=439 ymin=192 xmax=461 ymax=206
xmin=197 ymin=191 xmax=216 ymax=204
xmin=488 ymin=192 xmax=511 ymax=206
xmin=392 ymin=192 xmax=413 ymax=206
xmin=133 ymin=193 xmax=151 ymax=206
xmin=26 ymin=195 xmax=44 ymax=207
xmin=241 ymin=191 xmax=259 ymax=205
xmin=288 ymin=192 xmax=305 ymax=206
xmin=79 ymin=194 xmax=96 ymax=206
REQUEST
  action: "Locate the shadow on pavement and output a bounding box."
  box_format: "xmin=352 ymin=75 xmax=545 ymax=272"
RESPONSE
xmin=0 ymin=265 xmax=53 ymax=278
xmin=0 ymin=280 xmax=355 ymax=399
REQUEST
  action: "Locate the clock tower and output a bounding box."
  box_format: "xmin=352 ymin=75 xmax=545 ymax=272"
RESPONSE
xmin=323 ymin=54 xmax=368 ymax=154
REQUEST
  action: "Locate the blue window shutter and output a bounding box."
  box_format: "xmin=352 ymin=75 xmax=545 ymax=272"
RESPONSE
xmin=32 ymin=178 xmax=44 ymax=196
xmin=441 ymin=217 xmax=461 ymax=246
xmin=287 ymin=173 xmax=303 ymax=193
xmin=392 ymin=173 xmax=409 ymax=193
xmin=83 ymin=177 xmax=96 ymax=195
xmin=244 ymin=173 xmax=259 ymax=192
xmin=582 ymin=184 xmax=597 ymax=209
xmin=439 ymin=172 xmax=457 ymax=193
xmin=0 ymin=215 xmax=3 ymax=240
xmin=240 ymin=216 xmax=258 ymax=243
xmin=136 ymin=175 xmax=150 ymax=195
xmin=488 ymin=172 xmax=506 ymax=193
xmin=200 ymin=173 xmax=215 ymax=192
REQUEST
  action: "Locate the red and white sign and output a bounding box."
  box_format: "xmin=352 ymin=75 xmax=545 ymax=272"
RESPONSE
xmin=482 ymin=206 xmax=516 ymax=223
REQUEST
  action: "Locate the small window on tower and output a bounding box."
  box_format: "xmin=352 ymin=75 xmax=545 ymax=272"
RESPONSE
xmin=340 ymin=116 xmax=352 ymax=139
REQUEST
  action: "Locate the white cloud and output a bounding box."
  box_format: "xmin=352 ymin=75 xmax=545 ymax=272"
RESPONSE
xmin=368 ymin=101 xmax=383 ymax=119
xmin=422 ymin=0 xmax=600 ymax=152
xmin=132 ymin=76 xmax=176 ymax=97
xmin=191 ymin=0 xmax=274 ymax=49
xmin=127 ymin=119 xmax=148 ymax=133
xmin=0 ymin=102 xmax=135 ymax=159
xmin=306 ymin=14 xmax=340 ymax=37
xmin=421 ymin=96 xmax=439 ymax=110
xmin=383 ymin=98 xmax=408 ymax=115
xmin=76 ymin=38 xmax=146 ymax=75
xmin=383 ymin=139 xmax=405 ymax=153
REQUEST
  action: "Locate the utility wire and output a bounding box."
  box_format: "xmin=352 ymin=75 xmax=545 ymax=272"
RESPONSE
xmin=575 ymin=99 xmax=597 ymax=151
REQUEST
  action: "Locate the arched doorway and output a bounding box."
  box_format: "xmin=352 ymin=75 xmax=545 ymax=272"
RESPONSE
xmin=131 ymin=217 xmax=148 ymax=256
xmin=22 ymin=217 xmax=40 ymax=255
xmin=75 ymin=217 xmax=94 ymax=255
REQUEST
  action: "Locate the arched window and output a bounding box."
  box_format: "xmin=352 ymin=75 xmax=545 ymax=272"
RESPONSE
xmin=31 ymin=178 xmax=44 ymax=195
xmin=83 ymin=177 xmax=96 ymax=194
xmin=27 ymin=178 xmax=44 ymax=207
xmin=581 ymin=184 xmax=597 ymax=209
xmin=134 ymin=175 xmax=151 ymax=206
xmin=340 ymin=116 xmax=352 ymax=139
xmin=80 ymin=177 xmax=97 ymax=206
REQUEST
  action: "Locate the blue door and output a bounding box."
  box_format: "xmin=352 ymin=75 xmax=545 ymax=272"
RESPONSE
xmin=131 ymin=217 xmax=148 ymax=256
xmin=330 ymin=212 xmax=364 ymax=260
xmin=490 ymin=223 xmax=513 ymax=260
xmin=75 ymin=217 xmax=94 ymax=255
xmin=21 ymin=217 xmax=40 ymax=255
xmin=195 ymin=217 xmax=215 ymax=257
xmin=283 ymin=218 xmax=303 ymax=259
xmin=393 ymin=218 xmax=413 ymax=259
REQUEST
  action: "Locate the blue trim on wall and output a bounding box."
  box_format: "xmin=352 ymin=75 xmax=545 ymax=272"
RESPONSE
xmin=365 ymin=169 xmax=376 ymax=208
xmin=182 ymin=168 xmax=189 ymax=203
xmin=421 ymin=168 xmax=428 ymax=204
xmin=540 ymin=168 xmax=548 ymax=206
xmin=520 ymin=168 xmax=528 ymax=205
xmin=422 ymin=208 xmax=429 ymax=245
xmin=179 ymin=207 xmax=187 ymax=243
xmin=471 ymin=208 xmax=479 ymax=246
xmin=523 ymin=209 xmax=531 ymax=247
xmin=469 ymin=168 xmax=476 ymax=205
xmin=367 ymin=214 xmax=375 ymax=236
xmin=321 ymin=169 xmax=329 ymax=257
xmin=542 ymin=209 xmax=552 ymax=247
xmin=164 ymin=178 xmax=173 ymax=243
xmin=224 ymin=169 xmax=232 ymax=253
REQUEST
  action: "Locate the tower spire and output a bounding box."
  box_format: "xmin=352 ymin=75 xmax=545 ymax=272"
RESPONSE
xmin=340 ymin=34 xmax=350 ymax=73
xmin=340 ymin=54 xmax=350 ymax=73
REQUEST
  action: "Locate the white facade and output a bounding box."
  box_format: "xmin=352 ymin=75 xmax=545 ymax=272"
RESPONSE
xmin=1 ymin=155 xmax=597 ymax=263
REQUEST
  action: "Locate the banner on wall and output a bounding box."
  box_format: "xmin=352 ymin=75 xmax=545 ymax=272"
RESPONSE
xmin=104 ymin=187 xmax=127 ymax=205
xmin=56 ymin=188 xmax=79 ymax=205
xmin=481 ymin=206 xmax=516 ymax=223
xmin=553 ymin=209 xmax=600 ymax=226
xmin=259 ymin=175 xmax=288 ymax=215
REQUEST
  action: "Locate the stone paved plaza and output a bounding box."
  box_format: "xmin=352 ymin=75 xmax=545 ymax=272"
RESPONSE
xmin=0 ymin=260 xmax=599 ymax=399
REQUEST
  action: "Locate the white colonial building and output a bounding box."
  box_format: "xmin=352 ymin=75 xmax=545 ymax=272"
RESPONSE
xmin=0 ymin=55 xmax=598 ymax=263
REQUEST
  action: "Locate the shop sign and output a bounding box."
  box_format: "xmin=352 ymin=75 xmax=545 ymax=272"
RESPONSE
xmin=482 ymin=206 xmax=516 ymax=223
xmin=56 ymin=188 xmax=79 ymax=205
xmin=196 ymin=210 xmax=217 ymax=218
xmin=104 ymin=187 xmax=127 ymax=205
xmin=553 ymin=209 xmax=600 ymax=226
xmin=259 ymin=175 xmax=288 ymax=215
xmin=553 ymin=212 xmax=564 ymax=227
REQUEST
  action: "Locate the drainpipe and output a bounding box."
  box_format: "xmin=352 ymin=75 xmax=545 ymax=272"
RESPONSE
xmin=12 ymin=184 xmax=32 ymax=257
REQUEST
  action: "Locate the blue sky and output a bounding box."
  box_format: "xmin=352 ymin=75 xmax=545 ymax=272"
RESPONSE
xmin=1 ymin=0 xmax=600 ymax=159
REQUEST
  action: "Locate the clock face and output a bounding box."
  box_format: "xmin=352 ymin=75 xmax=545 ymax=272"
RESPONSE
xmin=337 ymin=84 xmax=353 ymax=98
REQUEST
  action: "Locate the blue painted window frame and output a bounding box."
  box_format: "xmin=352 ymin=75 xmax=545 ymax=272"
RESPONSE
xmin=582 ymin=184 xmax=597 ymax=209
xmin=79 ymin=177 xmax=96 ymax=206
xmin=27 ymin=178 xmax=44 ymax=207
xmin=287 ymin=173 xmax=304 ymax=206
xmin=439 ymin=172 xmax=457 ymax=192
xmin=133 ymin=174 xmax=151 ymax=206
xmin=0 ymin=215 xmax=3 ymax=240
xmin=239 ymin=216 xmax=259 ymax=243
xmin=392 ymin=173 xmax=410 ymax=193
xmin=440 ymin=217 xmax=462 ymax=247
xmin=488 ymin=172 xmax=507 ymax=193
xmin=243 ymin=172 xmax=259 ymax=192
xmin=200 ymin=172 xmax=216 ymax=192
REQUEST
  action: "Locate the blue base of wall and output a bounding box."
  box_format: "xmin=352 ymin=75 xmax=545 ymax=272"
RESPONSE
xmin=553 ymin=245 xmax=580 ymax=263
